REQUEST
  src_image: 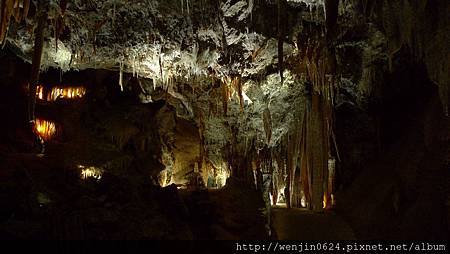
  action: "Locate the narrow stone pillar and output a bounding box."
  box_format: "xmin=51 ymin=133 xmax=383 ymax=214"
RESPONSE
xmin=310 ymin=93 xmax=325 ymax=212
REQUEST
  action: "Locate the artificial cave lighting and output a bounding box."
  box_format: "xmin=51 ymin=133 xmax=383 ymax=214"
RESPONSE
xmin=47 ymin=86 xmax=86 ymax=101
xmin=322 ymin=193 xmax=335 ymax=209
xmin=35 ymin=119 xmax=57 ymax=141
xmin=35 ymin=85 xmax=86 ymax=101
xmin=36 ymin=85 xmax=44 ymax=100
xmin=206 ymin=163 xmax=230 ymax=189
xmin=78 ymin=165 xmax=103 ymax=180
xmin=276 ymin=188 xmax=287 ymax=206
xmin=158 ymin=169 xmax=173 ymax=187
xmin=300 ymin=191 xmax=307 ymax=208
xmin=216 ymin=167 xmax=230 ymax=188
xmin=0 ymin=0 xmax=444 ymax=241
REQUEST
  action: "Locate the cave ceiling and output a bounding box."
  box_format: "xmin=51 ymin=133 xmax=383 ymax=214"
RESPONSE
xmin=4 ymin=0 xmax=449 ymax=155
xmin=5 ymin=0 xmax=328 ymax=148
xmin=9 ymin=0 xmax=324 ymax=78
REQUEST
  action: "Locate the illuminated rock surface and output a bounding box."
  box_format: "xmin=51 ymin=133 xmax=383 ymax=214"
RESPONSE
xmin=0 ymin=0 xmax=448 ymax=240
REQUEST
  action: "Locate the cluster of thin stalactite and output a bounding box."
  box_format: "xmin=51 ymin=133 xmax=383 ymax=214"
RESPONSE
xmin=0 ymin=0 xmax=30 ymax=43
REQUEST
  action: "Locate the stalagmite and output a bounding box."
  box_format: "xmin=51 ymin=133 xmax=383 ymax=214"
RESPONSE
xmin=310 ymin=93 xmax=325 ymax=212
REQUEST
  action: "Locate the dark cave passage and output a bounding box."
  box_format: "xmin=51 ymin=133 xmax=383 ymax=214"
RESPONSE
xmin=0 ymin=0 xmax=448 ymax=244
xmin=333 ymin=60 xmax=448 ymax=240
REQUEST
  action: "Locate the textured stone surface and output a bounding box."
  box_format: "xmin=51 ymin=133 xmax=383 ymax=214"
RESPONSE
xmin=0 ymin=0 xmax=448 ymax=240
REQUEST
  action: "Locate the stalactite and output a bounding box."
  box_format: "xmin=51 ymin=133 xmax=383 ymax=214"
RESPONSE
xmin=132 ymin=55 xmax=135 ymax=77
xmin=309 ymin=93 xmax=324 ymax=211
xmin=263 ymin=107 xmax=272 ymax=145
xmin=284 ymin=5 xmax=340 ymax=210
xmin=28 ymin=0 xmax=47 ymax=122
xmin=277 ymin=0 xmax=286 ymax=82
xmin=285 ymin=167 xmax=291 ymax=207
xmin=23 ymin=0 xmax=29 ymax=18
xmin=159 ymin=54 xmax=163 ymax=87
xmin=198 ymin=112 xmax=206 ymax=172
xmin=92 ymin=18 xmax=106 ymax=56
xmin=235 ymin=76 xmax=244 ymax=112
xmin=330 ymin=112 xmax=340 ymax=161
xmin=54 ymin=18 xmax=58 ymax=52
xmin=52 ymin=1 xmax=67 ymax=52
xmin=60 ymin=0 xmax=67 ymax=15
xmin=297 ymin=109 xmax=310 ymax=208
xmin=186 ymin=0 xmax=190 ymax=15
xmin=0 ymin=0 xmax=13 ymax=43
xmin=220 ymin=79 xmax=229 ymax=116
xmin=285 ymin=133 xmax=292 ymax=207
xmin=382 ymin=0 xmax=398 ymax=72
xmin=119 ymin=60 xmax=124 ymax=91
xmin=0 ymin=0 xmax=30 ymax=44
xmin=112 ymin=1 xmax=116 ymax=25
xmin=13 ymin=0 xmax=21 ymax=22
xmin=325 ymin=0 xmax=339 ymax=41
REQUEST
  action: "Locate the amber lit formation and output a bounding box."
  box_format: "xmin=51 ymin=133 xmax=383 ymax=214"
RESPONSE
xmin=35 ymin=119 xmax=56 ymax=141
xmin=36 ymin=85 xmax=86 ymax=101
xmin=0 ymin=0 xmax=30 ymax=43
xmin=36 ymin=85 xmax=44 ymax=100
xmin=48 ymin=86 xmax=86 ymax=101
xmin=78 ymin=165 xmax=103 ymax=180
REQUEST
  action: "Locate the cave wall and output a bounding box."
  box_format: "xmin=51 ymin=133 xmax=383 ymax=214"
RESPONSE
xmin=335 ymin=63 xmax=447 ymax=239
xmin=328 ymin=0 xmax=449 ymax=239
xmin=0 ymin=49 xmax=32 ymax=153
xmin=0 ymin=50 xmax=189 ymax=239
xmin=0 ymin=48 xmax=267 ymax=239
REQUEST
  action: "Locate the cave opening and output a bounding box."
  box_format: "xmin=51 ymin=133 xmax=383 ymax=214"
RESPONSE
xmin=0 ymin=0 xmax=448 ymax=243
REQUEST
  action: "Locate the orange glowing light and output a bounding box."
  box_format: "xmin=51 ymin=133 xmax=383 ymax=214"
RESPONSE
xmin=47 ymin=86 xmax=86 ymax=101
xmin=36 ymin=85 xmax=44 ymax=100
xmin=35 ymin=85 xmax=86 ymax=101
xmin=35 ymin=119 xmax=57 ymax=141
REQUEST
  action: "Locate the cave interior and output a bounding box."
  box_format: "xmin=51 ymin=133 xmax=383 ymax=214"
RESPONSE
xmin=0 ymin=0 xmax=448 ymax=241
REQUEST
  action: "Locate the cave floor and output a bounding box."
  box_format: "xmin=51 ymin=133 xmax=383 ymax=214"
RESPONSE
xmin=271 ymin=207 xmax=356 ymax=240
